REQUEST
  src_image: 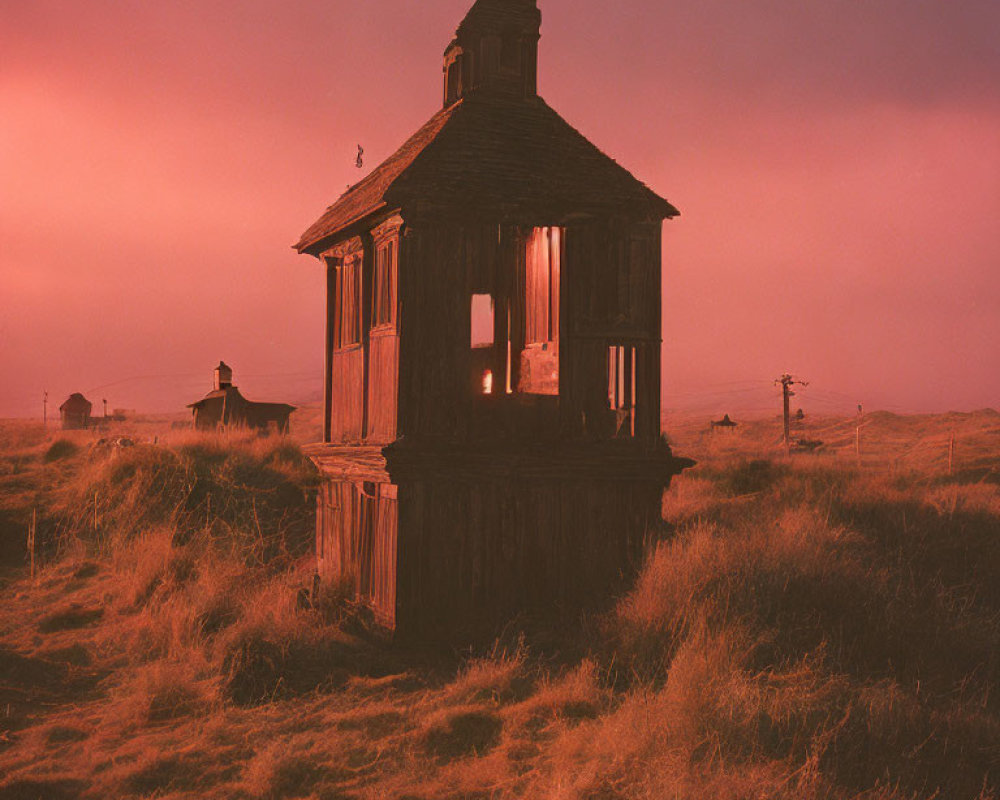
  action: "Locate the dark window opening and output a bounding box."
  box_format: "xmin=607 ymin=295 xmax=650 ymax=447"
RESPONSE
xmin=446 ymin=58 xmax=461 ymax=104
xmin=500 ymin=36 xmax=521 ymax=75
xmin=373 ymin=240 xmax=396 ymax=328
xmin=608 ymin=345 xmax=637 ymax=437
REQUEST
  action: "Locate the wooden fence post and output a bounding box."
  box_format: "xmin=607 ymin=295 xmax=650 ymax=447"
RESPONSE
xmin=28 ymin=509 xmax=36 ymax=580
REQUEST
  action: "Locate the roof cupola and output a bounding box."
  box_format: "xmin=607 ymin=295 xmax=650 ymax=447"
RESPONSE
xmin=214 ymin=361 xmax=233 ymax=391
xmin=443 ymin=0 xmax=541 ymax=107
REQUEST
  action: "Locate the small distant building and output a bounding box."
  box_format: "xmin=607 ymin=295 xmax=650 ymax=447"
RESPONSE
xmin=187 ymin=362 xmax=295 ymax=434
xmin=711 ymin=414 xmax=738 ymax=430
xmin=59 ymin=393 xmax=92 ymax=430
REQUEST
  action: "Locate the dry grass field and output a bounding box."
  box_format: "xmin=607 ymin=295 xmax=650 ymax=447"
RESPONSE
xmin=0 ymin=411 xmax=998 ymax=799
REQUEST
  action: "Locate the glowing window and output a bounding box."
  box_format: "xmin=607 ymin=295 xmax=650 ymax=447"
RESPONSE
xmin=471 ymin=294 xmax=495 ymax=348
xmin=608 ymin=345 xmax=637 ymax=437
xmin=525 ymin=227 xmax=560 ymax=345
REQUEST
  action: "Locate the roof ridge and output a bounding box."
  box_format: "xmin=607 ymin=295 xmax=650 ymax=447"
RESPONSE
xmin=295 ymin=94 xmax=676 ymax=254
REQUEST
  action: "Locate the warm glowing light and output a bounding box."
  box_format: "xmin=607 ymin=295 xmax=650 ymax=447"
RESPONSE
xmin=482 ymin=370 xmax=494 ymax=395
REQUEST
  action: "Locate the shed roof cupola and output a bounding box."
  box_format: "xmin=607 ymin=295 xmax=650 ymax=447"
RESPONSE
xmin=443 ymin=0 xmax=541 ymax=107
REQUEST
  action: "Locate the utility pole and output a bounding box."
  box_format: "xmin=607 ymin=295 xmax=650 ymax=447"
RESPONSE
xmin=103 ymin=398 xmax=108 ymax=418
xmin=43 ymin=391 xmax=48 ymax=428
xmin=774 ymin=374 xmax=808 ymax=454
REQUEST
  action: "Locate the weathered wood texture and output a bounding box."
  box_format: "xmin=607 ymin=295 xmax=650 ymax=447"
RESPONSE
xmin=328 ymin=346 xmax=365 ymax=442
xmin=367 ymin=330 xmax=399 ymax=443
xmin=296 ymin=0 xmax=688 ymax=641
xmin=322 ymin=224 xmax=401 ymax=446
xmin=394 ymin=476 xmax=662 ymax=640
xmin=316 ymin=478 xmax=397 ymax=626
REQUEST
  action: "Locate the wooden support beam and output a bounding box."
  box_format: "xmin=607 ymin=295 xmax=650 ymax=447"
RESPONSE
xmin=324 ymin=260 xmax=336 ymax=443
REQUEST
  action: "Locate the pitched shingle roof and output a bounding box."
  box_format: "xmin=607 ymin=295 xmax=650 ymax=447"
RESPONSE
xmin=295 ymin=95 xmax=678 ymax=255
xmin=59 ymin=393 xmax=92 ymax=413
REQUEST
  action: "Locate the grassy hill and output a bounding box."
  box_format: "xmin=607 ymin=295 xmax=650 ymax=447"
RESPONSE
xmin=0 ymin=414 xmax=997 ymax=799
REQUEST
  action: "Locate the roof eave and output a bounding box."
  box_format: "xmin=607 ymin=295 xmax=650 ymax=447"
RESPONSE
xmin=294 ymin=202 xmax=396 ymax=258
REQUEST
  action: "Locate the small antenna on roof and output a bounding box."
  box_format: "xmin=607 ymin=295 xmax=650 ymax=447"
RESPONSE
xmin=356 ymin=144 xmax=364 ymax=169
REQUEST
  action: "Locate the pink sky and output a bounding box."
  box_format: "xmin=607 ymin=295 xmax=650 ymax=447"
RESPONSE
xmin=2 ymin=0 xmax=998 ymax=420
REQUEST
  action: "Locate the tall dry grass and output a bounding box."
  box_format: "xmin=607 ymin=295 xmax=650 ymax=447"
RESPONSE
xmin=0 ymin=417 xmax=997 ymax=799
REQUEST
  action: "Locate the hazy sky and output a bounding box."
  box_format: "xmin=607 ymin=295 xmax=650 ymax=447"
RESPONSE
xmin=2 ymin=0 xmax=998 ymax=419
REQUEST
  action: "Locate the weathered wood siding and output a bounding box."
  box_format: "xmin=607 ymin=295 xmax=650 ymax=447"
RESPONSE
xmin=561 ymin=220 xmax=662 ymax=444
xmin=398 ymin=223 xmax=486 ymax=440
xmin=329 ymin=346 xmax=365 ymax=443
xmin=311 ymin=215 xmax=679 ymax=641
xmin=366 ymin=330 xmax=399 ymax=444
xmin=397 ymin=219 xmax=661 ymax=446
xmin=316 ymin=478 xmax=398 ymax=626
xmin=395 ymin=477 xmax=662 ymax=640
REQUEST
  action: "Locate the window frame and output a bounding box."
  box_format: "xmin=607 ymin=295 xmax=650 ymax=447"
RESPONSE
xmin=608 ymin=343 xmax=637 ymax=437
xmin=334 ymin=254 xmax=363 ymax=350
xmin=525 ymin=227 xmax=561 ymax=347
xmin=372 ymin=238 xmax=398 ymax=330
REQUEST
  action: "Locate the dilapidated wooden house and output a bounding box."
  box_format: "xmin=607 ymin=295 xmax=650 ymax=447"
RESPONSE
xmin=188 ymin=362 xmax=295 ymax=434
xmin=59 ymin=393 xmax=93 ymax=430
xmin=296 ymin=0 xmax=690 ymax=640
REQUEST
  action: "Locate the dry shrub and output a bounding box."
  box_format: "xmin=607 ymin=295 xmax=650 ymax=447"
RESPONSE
xmin=714 ymin=458 xmax=788 ymax=496
xmin=593 ymin=457 xmax=1000 ymax=798
xmin=217 ymin=580 xmax=380 ymax=706
xmin=122 ymin=752 xmax=213 ymax=796
xmin=37 ymin=604 xmax=104 ymax=633
xmin=70 ymin=561 xmax=99 ymax=579
xmin=244 ymin=737 xmax=347 ymax=800
xmin=142 ymin=663 xmax=215 ymax=723
xmin=105 ymin=658 xmax=215 ymax=732
xmin=509 ymin=660 xmax=608 ymax=732
xmin=49 ymin=432 xmax=316 ymax=562
xmin=536 ymin=635 xmax=860 ymax=799
xmin=925 ymin=482 xmax=1000 ymax=516
xmin=661 ymin=476 xmax=720 ymax=525
xmin=421 ymin=706 xmax=504 ymax=762
xmin=44 ymin=725 xmax=88 ymax=745
xmin=54 ymin=444 xmax=192 ymax=549
xmin=0 ymin=778 xmax=87 ymax=800
xmin=818 ymin=683 xmax=1000 ymax=798
xmin=446 ymin=639 xmax=533 ymax=706
xmin=615 ymin=508 xmax=905 ymax=681
xmin=112 ymin=527 xmax=184 ymax=609
xmin=110 ymin=527 xmax=249 ymax=658
xmin=43 ymin=439 xmax=78 ymax=463
xmin=34 ymin=643 xmax=91 ymax=666
xmin=220 ymin=625 xmax=362 ymax=706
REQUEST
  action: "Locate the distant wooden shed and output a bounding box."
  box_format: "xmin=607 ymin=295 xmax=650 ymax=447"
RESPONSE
xmin=296 ymin=0 xmax=691 ymax=640
xmin=187 ymin=362 xmax=295 ymax=434
xmin=59 ymin=393 xmax=92 ymax=430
